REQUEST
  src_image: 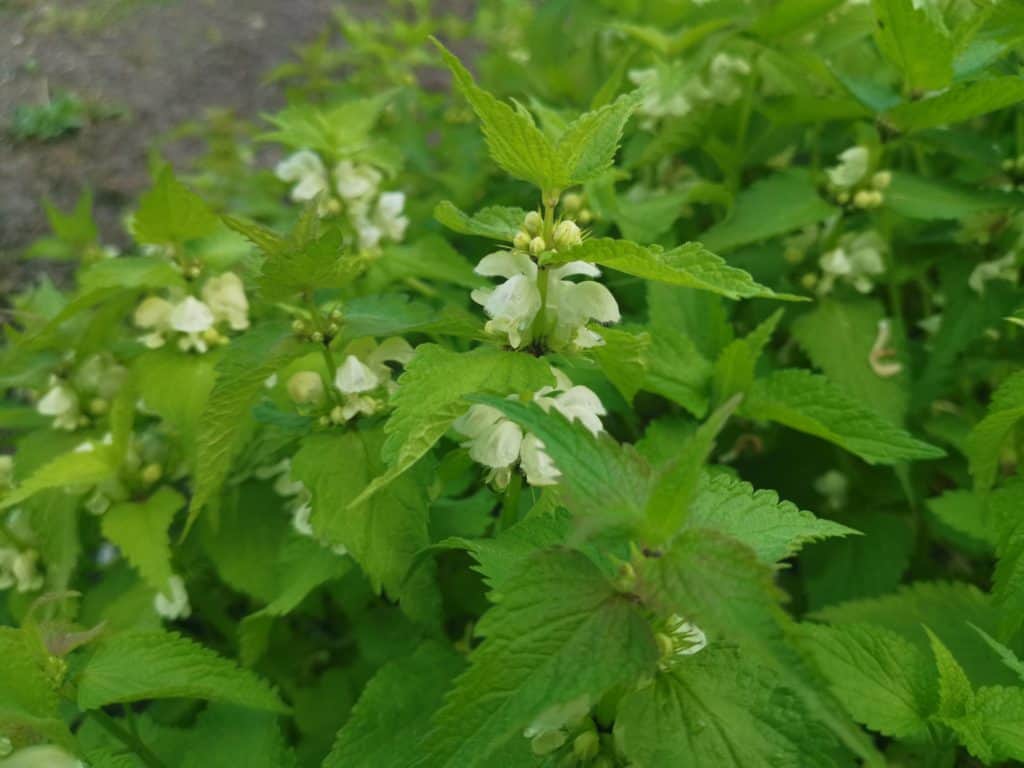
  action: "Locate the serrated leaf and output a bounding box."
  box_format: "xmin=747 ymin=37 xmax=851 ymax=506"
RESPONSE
xmin=0 ymin=627 xmax=68 ymax=749
xmin=560 ymin=238 xmax=802 ymax=301
xmin=950 ymin=685 xmax=1024 ymax=765
xmin=0 ymin=447 xmax=116 ymax=511
xmin=966 ymin=369 xmax=1024 ymax=490
xmin=102 ymin=487 xmax=183 ymax=595
xmin=324 ymin=642 xmax=464 ymax=768
xmin=418 ymin=549 xmax=658 ymax=767
xmin=77 ymin=631 xmax=288 ymax=713
xmin=927 ymin=627 xmax=974 ymax=720
xmin=133 ymin=165 xmax=218 ymax=245
xmin=259 ymin=94 xmax=391 ymax=157
xmin=744 ymin=369 xmax=944 ymax=464
xmin=871 ymin=0 xmax=953 ymax=93
xmin=712 ymin=310 xmax=782 ymax=405
xmin=353 ymin=345 xmax=554 ymax=505
xmin=700 ymin=170 xmax=837 ymax=253
xmin=690 ymin=470 xmax=856 ymax=564
xmin=886 ymin=76 xmax=1024 ymax=132
xmin=616 ymin=648 xmax=846 ymax=768
xmin=587 ymin=327 xmax=649 ymax=403
xmin=187 ymin=323 xmax=303 ymax=534
xmin=180 ymin=705 xmax=296 ymax=768
xmin=433 ymin=201 xmax=528 ymax=241
xmin=553 ymin=91 xmax=639 ymax=184
xmin=885 ymin=171 xmax=1024 ymax=220
xmin=804 ymin=623 xmax=935 ymax=740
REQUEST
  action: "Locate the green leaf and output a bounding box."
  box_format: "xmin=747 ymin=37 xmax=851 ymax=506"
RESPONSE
xmin=187 ymin=324 xmax=303 ymax=534
xmin=966 ymin=370 xmax=1024 ymax=490
xmin=259 ymin=94 xmax=392 ymax=158
xmin=133 ymin=165 xmax=218 ymax=245
xmin=587 ymin=327 xmax=649 ymax=403
xmin=134 ymin=350 xmax=218 ymax=445
xmin=871 ymin=0 xmax=953 ymax=93
xmin=379 ymin=235 xmax=484 ymax=290
xmin=927 ymin=627 xmax=974 ymax=720
xmin=792 ymin=299 xmax=907 ymax=425
xmin=77 ymin=631 xmax=288 ymax=713
xmin=292 ymin=429 xmax=439 ymax=627
xmin=0 ymin=447 xmax=116 ymax=511
xmin=101 ymin=487 xmax=183 ymax=595
xmin=434 ymin=201 xmax=528 ymax=241
xmin=0 ymin=627 xmax=68 ymax=749
xmin=947 ymin=685 xmax=1024 ymax=765
xmin=744 ymin=369 xmax=944 ymax=464
xmin=324 ymin=642 xmax=465 ymax=768
xmin=616 ymin=648 xmax=845 ymax=768
xmin=970 ymin=624 xmax=1024 ymax=684
xmin=42 ymin=189 xmax=98 ymax=247
xmin=180 ymin=705 xmax=296 ymax=768
xmin=885 ymin=76 xmax=1024 ymax=132
xmin=884 ymin=171 xmax=1024 ymax=220
xmin=560 ymin=238 xmax=802 ymax=301
xmin=712 ymin=310 xmax=782 ymax=405
xmin=700 ymin=171 xmax=837 ymax=253
xmin=418 ymin=549 xmax=658 ymax=767
xmin=689 ymin=470 xmax=856 ymax=564
xmin=553 ymin=92 xmax=639 ymax=185
xmin=804 ymin=623 xmax=935 ymax=740
xmin=353 ymin=345 xmax=554 ymax=505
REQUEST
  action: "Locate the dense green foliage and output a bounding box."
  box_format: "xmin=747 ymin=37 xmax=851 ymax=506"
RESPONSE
xmin=2 ymin=1 xmax=1024 ymax=766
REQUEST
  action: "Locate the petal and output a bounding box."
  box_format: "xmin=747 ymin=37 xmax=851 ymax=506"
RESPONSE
xmin=556 ymin=280 xmax=620 ymax=324
xmin=169 ymin=297 xmax=215 ymax=333
xmin=454 ymin=404 xmax=506 ymax=439
xmin=551 ymin=386 xmax=606 ymax=435
xmin=468 ymin=419 xmax=523 ymax=469
xmin=37 ymin=385 xmax=77 ymax=417
xmin=520 ymin=434 xmax=561 ymax=486
xmin=201 ymin=272 xmax=249 ymax=331
xmin=475 ymin=250 xmax=537 ymax=279
xmin=550 ymin=260 xmax=601 ymax=279
xmin=377 ymin=191 xmax=406 ymax=218
xmin=275 ymin=150 xmax=325 ymax=182
xmin=133 ymin=296 xmax=173 ymax=329
xmin=335 ymin=355 xmax=381 ymax=394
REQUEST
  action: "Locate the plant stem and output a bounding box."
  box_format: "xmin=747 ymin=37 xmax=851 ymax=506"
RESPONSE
xmin=86 ymin=709 xmax=167 ymax=768
xmin=528 ymin=191 xmax=560 ymax=347
xmin=499 ymin=471 xmax=522 ymax=532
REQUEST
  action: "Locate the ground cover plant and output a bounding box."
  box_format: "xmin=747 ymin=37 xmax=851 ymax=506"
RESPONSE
xmin=2 ymin=1 xmax=1024 ymax=766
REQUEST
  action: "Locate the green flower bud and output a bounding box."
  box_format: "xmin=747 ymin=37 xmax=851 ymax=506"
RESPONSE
xmin=325 ymin=197 xmax=342 ymax=215
xmin=329 ymin=308 xmax=343 ymax=322
xmin=524 ymin=211 xmax=543 ymax=235
xmin=141 ymin=463 xmax=163 ymax=485
xmin=318 ymin=415 xmax=331 ymax=427
xmin=529 ymin=236 xmax=547 ymax=256
xmin=553 ymin=220 xmax=582 ymax=251
xmin=513 ymin=230 xmax=532 ymax=251
xmin=561 ymin=192 xmax=583 ymax=213
xmin=578 ymin=208 xmax=593 ymax=225
xmin=530 ymin=730 xmax=567 ymax=757
xmin=291 ymin=319 xmax=306 ymax=335
xmin=853 ymin=189 xmax=873 ymax=209
xmin=88 ymin=397 xmax=109 ymax=415
xmin=186 ymin=264 xmax=202 ymax=279
xmin=287 ymin=371 xmax=325 ymax=405
xmin=836 ymin=191 xmax=850 ymax=204
xmin=310 ymin=331 xmax=324 ymax=344
xmin=871 ymin=170 xmax=892 ymax=190
xmin=573 ymin=731 xmax=600 ymax=761
xmin=801 ymin=272 xmax=818 ymax=290
xmin=329 ymin=405 xmax=346 ymax=425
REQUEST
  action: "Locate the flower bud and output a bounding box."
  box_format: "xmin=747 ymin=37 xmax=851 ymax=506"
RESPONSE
xmin=573 ymin=731 xmax=600 ymax=761
xmin=524 ymin=211 xmax=543 ymax=235
xmin=513 ymin=230 xmax=532 ymax=251
xmin=577 ymin=208 xmax=593 ymax=225
xmin=553 ymin=220 xmax=582 ymax=251
xmin=310 ymin=331 xmax=324 ymax=344
xmin=291 ymin=319 xmax=306 ymax=335
xmin=561 ymin=192 xmax=583 ymax=213
xmin=836 ymin=191 xmax=850 ymax=204
xmin=529 ymin=236 xmax=546 ymax=256
xmin=853 ymin=189 xmax=873 ymax=209
xmin=202 ymin=328 xmax=222 ymax=345
xmin=329 ymin=405 xmax=346 ymax=425
xmin=287 ymin=371 xmax=325 ymax=405
xmin=871 ymin=170 xmax=892 ymax=190
xmin=800 ymin=273 xmax=818 ymax=290
xmin=329 ymin=307 xmax=343 ymax=322
xmin=655 ymin=632 xmax=675 ymax=660
xmin=318 ymin=415 xmax=331 ymax=427
xmin=869 ymin=190 xmax=885 ymax=207
xmin=88 ymin=397 xmax=109 ymax=415
xmin=324 ymin=197 xmax=342 ymax=215
xmin=141 ymin=463 xmax=163 ymax=485
xmin=530 ymin=730 xmax=566 ymax=757
xmin=186 ymin=264 xmax=202 ymax=279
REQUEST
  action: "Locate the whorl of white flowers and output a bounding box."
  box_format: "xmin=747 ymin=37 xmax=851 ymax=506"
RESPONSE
xmin=454 ymin=368 xmax=606 ymax=489
xmin=35 ymin=354 xmax=127 ymax=431
xmin=275 ymin=151 xmax=409 ymax=250
xmin=825 ymin=146 xmax=891 ymax=208
xmin=133 ymin=272 xmax=249 ymax=354
xmin=628 ymin=52 xmax=751 ymax=126
xmin=472 ymin=210 xmax=619 ymax=351
xmin=817 ymin=230 xmax=887 ymax=295
xmin=328 ymin=337 xmax=415 ymax=425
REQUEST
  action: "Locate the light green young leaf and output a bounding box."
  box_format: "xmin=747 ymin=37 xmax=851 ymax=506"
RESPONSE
xmin=77 ymin=631 xmax=288 ymax=713
xmin=433 ymin=201 xmax=527 ymax=241
xmin=0 ymin=627 xmax=69 ymax=749
xmin=133 ymin=165 xmax=219 ymax=245
xmin=187 ymin=323 xmax=303 ymax=534
xmin=927 ymin=627 xmax=974 ymax=720
xmin=553 ymin=91 xmax=640 ymax=184
xmin=700 ymin=170 xmax=836 ymax=253
xmin=970 ymin=624 xmax=1024 ymax=684
xmin=804 ymin=623 xmax=935 ymax=740
xmin=259 ymin=94 xmax=391 ymax=157
xmin=324 ymin=642 xmax=465 ymax=768
xmin=885 ymin=76 xmax=1024 ymax=132
xmin=871 ymin=0 xmax=953 ymax=93
xmin=616 ymin=647 xmax=846 ymax=768
xmin=966 ymin=370 xmax=1024 ymax=490
xmin=948 ymin=686 xmax=1024 ymax=765
xmin=744 ymin=369 xmax=944 ymax=464
xmin=689 ymin=470 xmax=856 ymax=564
xmin=353 ymin=345 xmax=554 ymax=505
xmin=712 ymin=310 xmax=782 ymax=406
xmin=0 ymin=447 xmax=116 ymax=511
xmin=560 ymin=238 xmax=802 ymax=301
xmin=101 ymin=487 xmax=183 ymax=595
xmin=418 ymin=549 xmax=658 ymax=767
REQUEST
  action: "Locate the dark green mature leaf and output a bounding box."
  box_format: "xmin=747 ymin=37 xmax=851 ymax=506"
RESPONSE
xmin=187 ymin=323 xmax=303 ymax=533
xmin=966 ymin=370 xmax=1024 ymax=490
xmin=134 ymin=165 xmax=219 ymax=245
xmin=885 ymin=171 xmax=1024 ymax=220
xmin=325 ymin=642 xmax=464 ymax=768
xmin=744 ymin=369 xmax=944 ymax=464
xmin=561 ymin=238 xmax=802 ymax=300
xmin=433 ymin=201 xmax=527 ymax=241
xmin=77 ymin=632 xmax=288 ymax=712
xmin=418 ymin=549 xmax=658 ymax=767
xmin=616 ymin=648 xmax=845 ymax=768
xmin=871 ymin=0 xmax=953 ymax=93
xmin=700 ymin=171 xmax=836 ymax=253
xmin=588 ymin=327 xmax=649 ymax=402
xmin=353 ymin=345 xmax=554 ymax=505
xmin=886 ymin=77 xmax=1024 ymax=132
xmin=804 ymin=623 xmax=935 ymax=740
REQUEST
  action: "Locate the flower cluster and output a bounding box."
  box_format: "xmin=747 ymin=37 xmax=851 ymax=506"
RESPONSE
xmin=134 ymin=271 xmax=249 ymax=353
xmin=825 ymin=146 xmax=891 ymax=209
xmin=816 ymin=230 xmax=887 ymax=295
xmin=454 ymin=368 xmax=605 ymax=489
xmin=35 ymin=354 xmax=127 ymax=431
xmin=472 ymin=210 xmax=619 ymax=351
xmin=275 ymin=151 xmax=408 ymax=250
xmin=629 ymin=52 xmax=751 ymax=126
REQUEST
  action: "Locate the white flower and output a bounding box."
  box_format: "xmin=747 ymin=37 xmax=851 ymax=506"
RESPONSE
xmin=869 ymin=318 xmax=903 ymax=378
xmin=287 ymin=371 xmax=325 ymax=405
xmin=276 ymin=150 xmax=329 ymax=202
xmin=374 ymin=191 xmax=409 ymax=243
xmin=815 ymin=470 xmax=849 ymax=510
xmin=154 ymin=574 xmax=191 ymax=620
xmin=201 ymin=272 xmax=249 ymax=331
xmin=336 ymin=355 xmax=381 ymax=394
xmin=968 ymin=252 xmax=1018 ymax=294
xmin=331 ymin=338 xmax=415 ymax=422
xmin=471 ymin=251 xmax=543 ymax=349
xmin=827 ymin=146 xmax=870 ymax=189
xmin=454 ymin=368 xmax=606 ymax=488
xmin=544 ymin=262 xmax=621 ymax=350
xmin=0 ymin=548 xmax=43 ymax=593
xmin=0 ymin=745 xmax=85 ymax=768
xmin=628 ymin=67 xmax=695 ymax=120
xmin=133 ymin=296 xmax=173 ymax=348
xmin=818 ymin=231 xmax=886 ymax=295
xmin=37 ymin=384 xmax=80 ymax=431
xmin=335 ymin=160 xmax=382 ymax=202
xmin=707 ymin=53 xmax=750 ymax=104
xmin=169 ymin=296 xmax=215 ymax=334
